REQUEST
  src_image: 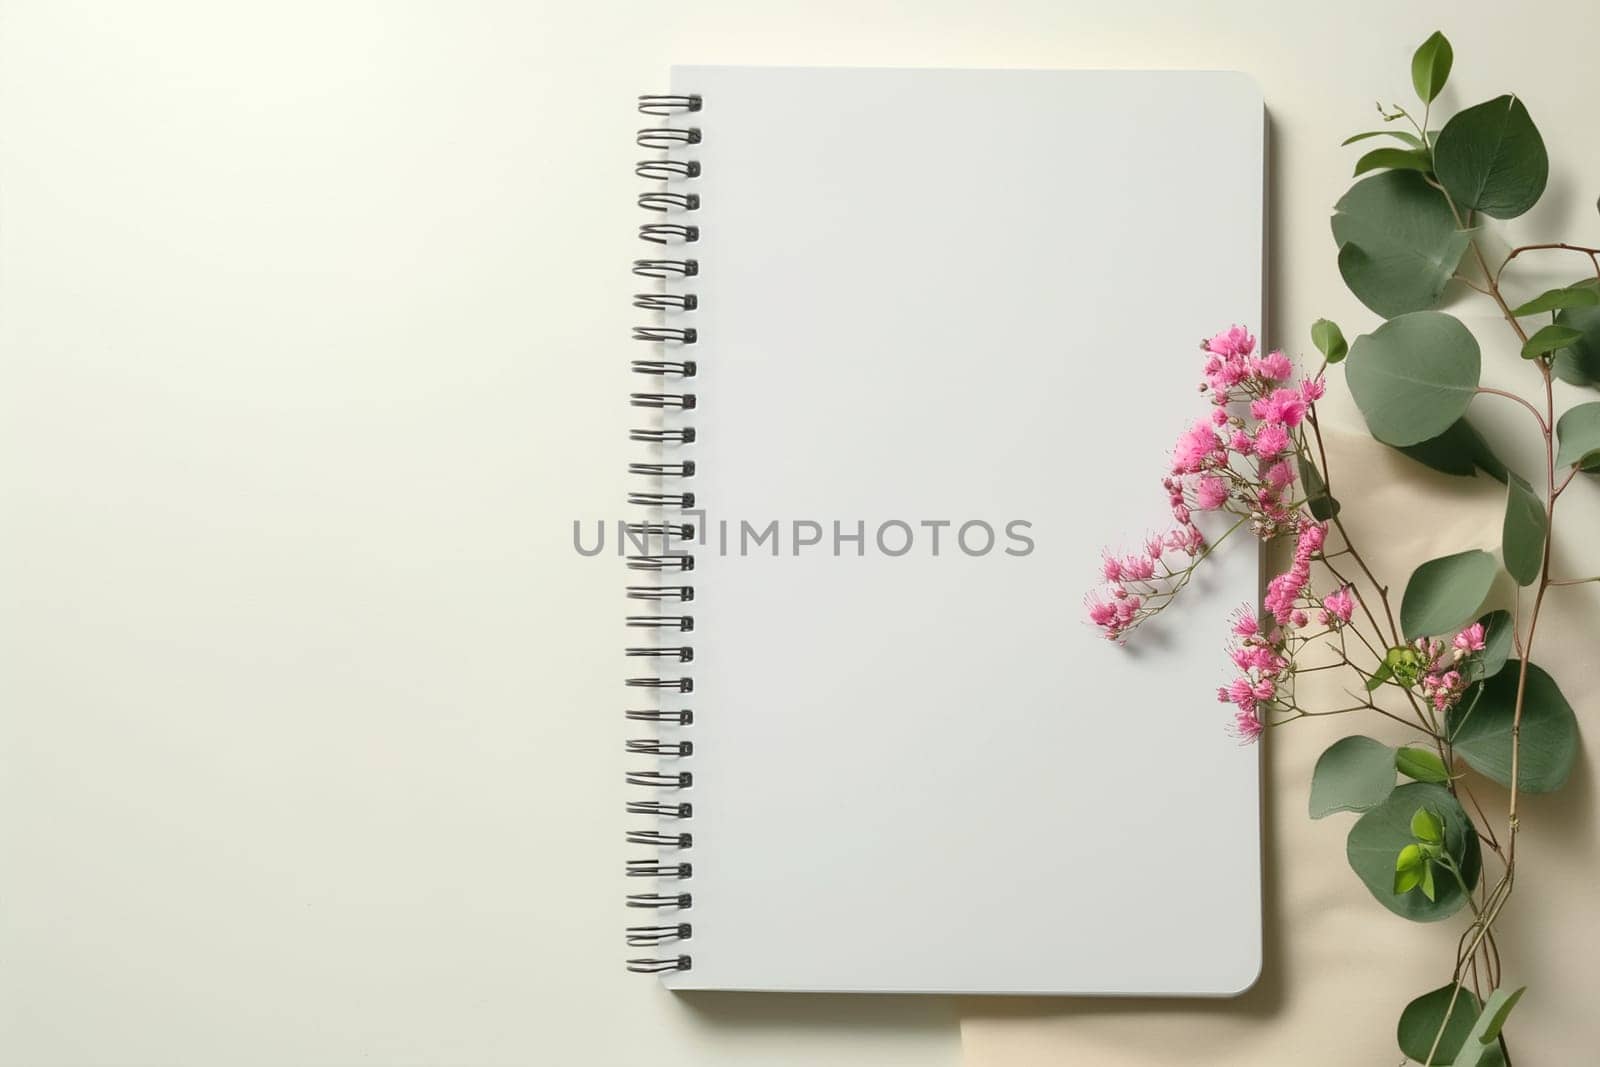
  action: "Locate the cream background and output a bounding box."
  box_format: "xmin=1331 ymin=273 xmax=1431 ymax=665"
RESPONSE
xmin=1 ymin=1 xmax=1598 ymax=1065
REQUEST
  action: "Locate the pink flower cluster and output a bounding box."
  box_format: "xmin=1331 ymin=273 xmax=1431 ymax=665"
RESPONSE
xmin=1086 ymin=538 xmax=1191 ymax=641
xmin=1218 ymin=608 xmax=1285 ymax=741
xmin=1264 ymin=521 xmax=1327 ymax=625
xmin=1417 ymin=622 xmax=1489 ymax=712
xmin=1087 ymin=325 xmax=1383 ymax=744
xmin=1171 ymin=327 xmax=1327 ymax=538
xmin=1217 ymin=524 xmax=1340 ymax=742
xmin=1087 ymin=327 xmax=1329 ymax=643
xmin=1320 ymin=586 xmax=1356 ymax=627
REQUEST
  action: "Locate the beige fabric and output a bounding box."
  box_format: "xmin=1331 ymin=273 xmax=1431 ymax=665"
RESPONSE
xmin=961 ymin=428 xmax=1600 ymax=1065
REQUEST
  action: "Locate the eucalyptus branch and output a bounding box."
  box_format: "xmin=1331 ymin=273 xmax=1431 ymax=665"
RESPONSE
xmin=1091 ymin=38 xmax=1589 ymax=1056
xmin=1495 ymin=241 xmax=1600 ymax=284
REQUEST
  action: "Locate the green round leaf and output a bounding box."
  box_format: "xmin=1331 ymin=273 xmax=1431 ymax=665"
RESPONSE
xmin=1346 ymin=783 xmax=1479 ymax=921
xmin=1331 ymin=170 xmax=1471 ymax=318
xmin=1552 ymin=287 xmax=1600 ymax=386
xmin=1434 ymin=95 xmax=1549 ymax=219
xmin=1467 ymin=986 xmax=1526 ymax=1053
xmin=1297 ymin=453 xmax=1340 ymax=520
xmin=1342 ymin=129 xmax=1426 ymax=149
xmin=1395 ymin=746 xmax=1451 ymax=784
xmin=1346 ymin=312 xmax=1481 ymax=447
xmin=1411 ymin=31 xmax=1454 ymax=105
xmin=1395 ymin=417 xmax=1509 ymax=482
xmin=1398 ymin=985 xmax=1501 ymax=1066
xmin=1400 ymin=549 xmax=1497 ymax=640
xmin=1555 ymin=401 xmax=1600 ymax=470
xmin=1310 ymin=318 xmax=1348 ymax=363
xmin=1510 ymin=282 xmax=1600 ymax=317
xmin=1501 ymin=473 xmax=1546 ymax=586
xmin=1447 ymin=660 xmax=1577 ymax=793
xmin=1521 ymin=323 xmax=1584 ymax=360
xmin=1309 ymin=735 xmax=1396 ymax=818
xmin=1353 ymin=146 xmax=1432 ymax=177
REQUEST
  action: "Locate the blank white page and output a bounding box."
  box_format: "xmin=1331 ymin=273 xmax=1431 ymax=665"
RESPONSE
xmin=639 ymin=66 xmax=1263 ymax=994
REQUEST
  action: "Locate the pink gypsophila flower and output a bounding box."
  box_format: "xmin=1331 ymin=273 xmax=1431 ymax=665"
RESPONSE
xmin=1231 ymin=707 xmax=1265 ymax=742
xmin=1206 ymin=326 xmax=1256 ymax=358
xmin=1454 ymin=623 xmax=1487 ymax=654
xmin=1254 ymin=423 xmax=1291 ymax=458
xmin=1194 ymin=475 xmax=1229 ymax=511
xmin=1120 ymin=554 xmax=1156 ymax=581
xmin=1295 ymin=521 xmax=1328 ymax=559
xmin=1172 ymin=419 xmax=1222 ymax=474
xmin=1250 ymin=387 xmax=1308 ymax=428
xmin=1256 ymin=350 xmax=1293 ymax=380
xmin=1321 ymin=586 xmax=1355 ymax=625
xmin=1167 ymin=524 xmax=1206 ymax=555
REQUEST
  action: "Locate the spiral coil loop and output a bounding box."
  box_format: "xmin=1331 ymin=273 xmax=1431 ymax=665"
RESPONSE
xmin=639 ymin=223 xmax=699 ymax=244
xmin=639 ymin=192 xmax=700 ymax=213
xmin=637 ymin=127 xmax=702 ymax=149
xmin=625 ymin=584 xmax=694 ymax=601
xmin=637 ymin=94 xmax=701 ymax=115
xmin=633 ymin=293 xmax=698 ymax=311
xmin=627 ymin=954 xmax=692 ymax=974
xmin=625 ymin=708 xmax=694 ymax=725
xmin=633 ymin=258 xmax=698 ymax=278
xmin=627 ymin=739 xmax=694 ymax=756
xmin=627 ymin=89 xmax=702 ymax=977
xmin=627 ymin=799 xmax=694 ymax=817
xmin=628 ymin=859 xmax=692 ymax=877
xmin=635 ymin=159 xmax=700 ymax=181
xmin=622 ymin=526 xmax=694 ymax=543
xmin=632 ymin=326 xmax=697 ymax=344
xmin=629 ymin=461 xmax=695 ymax=477
xmin=630 ymin=427 xmax=696 ymax=444
xmin=627 ymin=923 xmax=692 ymax=946
xmin=631 ymin=360 xmax=696 ymax=378
xmin=630 ymin=393 xmax=696 ymax=410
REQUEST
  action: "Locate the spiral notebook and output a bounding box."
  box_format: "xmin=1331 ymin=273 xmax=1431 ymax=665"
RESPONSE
xmin=624 ymin=67 xmax=1265 ymax=995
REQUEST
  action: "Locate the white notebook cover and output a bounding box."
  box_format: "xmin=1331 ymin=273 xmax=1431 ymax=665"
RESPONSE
xmin=633 ymin=66 xmax=1263 ymax=995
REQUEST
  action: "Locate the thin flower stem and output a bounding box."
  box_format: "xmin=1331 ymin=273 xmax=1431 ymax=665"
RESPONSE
xmin=1459 ymin=778 xmax=1503 ymax=857
xmin=1464 ymin=232 xmax=1531 ymax=345
xmin=1476 ymin=386 xmax=1548 ymax=432
xmin=1315 ymin=555 xmax=1385 ymax=660
xmin=1495 ymin=241 xmax=1600 ymax=285
xmin=1305 ymin=414 xmax=1405 ymax=650
xmin=1277 ymin=699 xmax=1433 ymax=734
xmin=1292 ymin=659 xmax=1354 ymax=674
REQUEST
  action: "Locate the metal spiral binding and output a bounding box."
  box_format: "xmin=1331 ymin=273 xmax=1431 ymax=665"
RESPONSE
xmin=627 ymin=89 xmax=700 ymax=977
